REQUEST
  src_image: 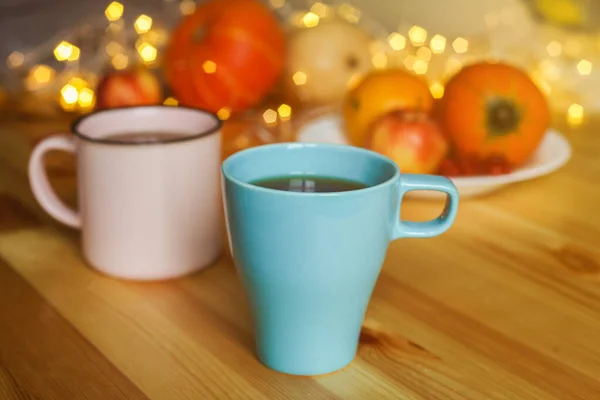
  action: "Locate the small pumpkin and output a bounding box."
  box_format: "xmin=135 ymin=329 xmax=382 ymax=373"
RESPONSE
xmin=439 ymin=61 xmax=550 ymax=166
xmin=342 ymin=69 xmax=433 ymax=147
xmin=163 ymin=0 xmax=286 ymax=114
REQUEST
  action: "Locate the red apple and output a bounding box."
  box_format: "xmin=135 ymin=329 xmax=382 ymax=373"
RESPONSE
xmin=95 ymin=67 xmax=162 ymax=109
xmin=368 ymin=110 xmax=448 ymax=174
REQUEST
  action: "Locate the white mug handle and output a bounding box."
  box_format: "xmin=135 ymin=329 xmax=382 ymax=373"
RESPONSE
xmin=28 ymin=134 xmax=81 ymax=229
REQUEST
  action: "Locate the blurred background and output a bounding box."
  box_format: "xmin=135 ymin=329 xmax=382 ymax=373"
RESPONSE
xmin=0 ymin=0 xmax=594 ymax=171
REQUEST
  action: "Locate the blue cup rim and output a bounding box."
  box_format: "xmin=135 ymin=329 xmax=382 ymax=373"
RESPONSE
xmin=221 ymin=142 xmax=401 ymax=197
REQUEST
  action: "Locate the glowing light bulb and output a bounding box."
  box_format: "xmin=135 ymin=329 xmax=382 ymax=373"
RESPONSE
xmin=546 ymin=41 xmax=562 ymax=57
xmin=7 ymin=52 xmax=24 ymax=68
xmin=408 ymin=26 xmax=427 ymax=46
xmin=137 ymin=43 xmax=157 ymax=63
xmin=105 ymin=2 xmax=124 ymax=21
xmin=263 ymin=109 xmax=277 ymax=125
xmin=430 ymin=34 xmax=446 ymax=54
xmin=577 ymin=59 xmax=592 ymax=75
xmin=180 ymin=0 xmax=196 ymax=15
xmin=60 ymin=84 xmax=79 ymax=105
xmin=78 ymin=88 xmax=95 ymax=109
xmin=387 ymin=33 xmax=406 ymax=51
xmin=310 ymin=2 xmax=329 ymax=17
xmin=269 ymin=0 xmax=285 ymax=8
xmin=112 ymin=54 xmax=129 ymax=70
xmin=134 ymin=15 xmax=153 ymax=34
xmin=54 ymin=41 xmax=78 ymax=61
xmin=277 ymin=104 xmax=292 ymax=120
xmin=452 ymin=37 xmax=469 ymax=53
xmin=293 ymin=71 xmax=307 ymax=85
xmin=413 ymin=60 xmax=428 ymax=75
xmin=302 ymin=12 xmax=319 ymax=28
xmin=372 ymin=53 xmax=387 ymax=69
xmin=416 ymin=47 xmax=432 ymax=61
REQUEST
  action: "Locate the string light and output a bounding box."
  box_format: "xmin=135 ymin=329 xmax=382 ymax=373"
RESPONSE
xmin=105 ymin=2 xmax=124 ymax=21
xmin=310 ymin=2 xmax=329 ymax=18
xmin=452 ymin=37 xmax=469 ymax=53
xmin=292 ymin=71 xmax=307 ymax=85
xmin=5 ymin=0 xmax=600 ymax=124
xmin=337 ymin=3 xmax=361 ymax=23
xmin=546 ymin=41 xmax=562 ymax=57
xmin=78 ymin=88 xmax=95 ymax=109
xmin=416 ymin=47 xmax=432 ymax=61
xmin=430 ymin=34 xmax=446 ymax=54
xmin=302 ymin=12 xmax=319 ymax=28
xmin=413 ymin=60 xmax=428 ymax=75
xmin=577 ymin=59 xmax=592 ymax=75
xmin=404 ymin=54 xmax=416 ymax=70
xmin=54 ymin=41 xmax=77 ymax=61
xmin=180 ymin=0 xmax=196 ymax=15
xmin=68 ymin=46 xmax=80 ymax=61
xmin=269 ymin=0 xmax=285 ymax=9
xmin=25 ymin=65 xmax=55 ymax=90
xmin=372 ymin=53 xmax=387 ymax=69
xmin=7 ymin=51 xmax=24 ymax=68
xmin=263 ymin=109 xmax=278 ymax=125
xmin=134 ymin=15 xmax=153 ymax=34
xmin=60 ymin=84 xmax=79 ymax=105
xmin=387 ymin=33 xmax=406 ymax=51
xmin=111 ymin=53 xmax=129 ymax=70
xmin=277 ymin=104 xmax=292 ymax=120
xmin=137 ymin=43 xmax=157 ymax=63
xmin=408 ymin=26 xmax=427 ymax=46
xmin=105 ymin=41 xmax=122 ymax=57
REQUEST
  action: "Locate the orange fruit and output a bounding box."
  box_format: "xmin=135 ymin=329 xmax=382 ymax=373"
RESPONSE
xmin=342 ymin=68 xmax=433 ymax=147
xmin=439 ymin=61 xmax=550 ymax=166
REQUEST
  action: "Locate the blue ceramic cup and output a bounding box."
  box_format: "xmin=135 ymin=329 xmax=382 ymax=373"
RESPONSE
xmin=221 ymin=143 xmax=459 ymax=376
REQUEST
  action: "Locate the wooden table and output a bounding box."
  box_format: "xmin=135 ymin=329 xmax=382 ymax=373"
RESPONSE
xmin=0 ymin=113 xmax=599 ymax=400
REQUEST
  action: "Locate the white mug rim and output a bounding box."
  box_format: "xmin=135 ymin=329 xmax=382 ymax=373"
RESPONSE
xmin=71 ymin=105 xmax=222 ymax=146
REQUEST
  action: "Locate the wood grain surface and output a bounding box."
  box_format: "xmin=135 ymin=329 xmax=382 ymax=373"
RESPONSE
xmin=0 ymin=114 xmax=598 ymax=400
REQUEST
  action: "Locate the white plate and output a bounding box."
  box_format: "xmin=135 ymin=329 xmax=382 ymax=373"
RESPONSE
xmin=296 ymin=114 xmax=572 ymax=199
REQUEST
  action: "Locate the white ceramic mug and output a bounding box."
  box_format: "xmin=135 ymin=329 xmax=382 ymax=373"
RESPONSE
xmin=28 ymin=106 xmax=223 ymax=280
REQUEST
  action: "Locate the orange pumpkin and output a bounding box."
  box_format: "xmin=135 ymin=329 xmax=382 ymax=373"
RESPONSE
xmin=439 ymin=62 xmax=550 ymax=166
xmin=163 ymin=0 xmax=285 ymax=114
xmin=342 ymin=69 xmax=434 ymax=147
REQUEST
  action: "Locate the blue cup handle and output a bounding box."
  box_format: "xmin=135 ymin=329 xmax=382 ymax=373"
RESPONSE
xmin=392 ymin=174 xmax=459 ymax=240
